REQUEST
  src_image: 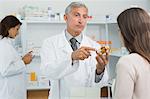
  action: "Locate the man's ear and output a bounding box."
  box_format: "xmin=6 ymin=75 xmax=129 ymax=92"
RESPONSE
xmin=64 ymin=14 xmax=67 ymax=21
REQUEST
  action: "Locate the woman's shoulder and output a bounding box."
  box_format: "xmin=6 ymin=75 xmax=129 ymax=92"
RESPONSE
xmin=117 ymin=53 xmax=148 ymax=69
xmin=119 ymin=53 xmax=145 ymax=62
xmin=0 ymin=38 xmax=14 ymax=52
xmin=116 ymin=53 xmax=141 ymax=78
xmin=0 ymin=38 xmax=9 ymax=47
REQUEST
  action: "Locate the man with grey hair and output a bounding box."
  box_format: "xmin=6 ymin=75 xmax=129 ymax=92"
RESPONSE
xmin=40 ymin=2 xmax=108 ymax=99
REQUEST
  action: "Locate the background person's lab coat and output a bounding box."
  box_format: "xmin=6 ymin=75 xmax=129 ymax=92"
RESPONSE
xmin=0 ymin=37 xmax=26 ymax=99
xmin=40 ymin=30 xmax=108 ymax=99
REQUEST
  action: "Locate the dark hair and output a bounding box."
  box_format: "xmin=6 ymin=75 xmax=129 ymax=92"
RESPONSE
xmin=0 ymin=15 xmax=22 ymax=38
xmin=117 ymin=7 xmax=150 ymax=63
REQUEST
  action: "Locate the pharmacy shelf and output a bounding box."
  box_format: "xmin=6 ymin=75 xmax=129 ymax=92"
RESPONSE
xmin=27 ymin=85 xmax=50 ymax=90
xmin=23 ymin=19 xmax=116 ymax=25
xmin=25 ymin=20 xmax=65 ymax=24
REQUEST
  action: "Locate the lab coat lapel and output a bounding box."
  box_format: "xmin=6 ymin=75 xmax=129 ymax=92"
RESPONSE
xmin=80 ymin=34 xmax=89 ymax=47
xmin=58 ymin=31 xmax=73 ymax=54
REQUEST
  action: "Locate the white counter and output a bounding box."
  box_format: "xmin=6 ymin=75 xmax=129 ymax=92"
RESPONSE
xmin=27 ymin=85 xmax=50 ymax=90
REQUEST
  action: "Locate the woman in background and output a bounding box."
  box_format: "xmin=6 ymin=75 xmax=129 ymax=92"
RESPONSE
xmin=114 ymin=7 xmax=150 ymax=99
xmin=0 ymin=15 xmax=32 ymax=99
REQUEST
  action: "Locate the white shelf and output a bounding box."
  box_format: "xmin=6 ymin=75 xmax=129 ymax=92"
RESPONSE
xmin=25 ymin=20 xmax=65 ymax=24
xmin=23 ymin=19 xmax=116 ymax=25
xmin=27 ymin=86 xmax=50 ymax=90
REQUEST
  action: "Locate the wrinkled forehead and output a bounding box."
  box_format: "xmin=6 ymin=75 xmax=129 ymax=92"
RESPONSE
xmin=70 ymin=7 xmax=88 ymax=14
xmin=71 ymin=6 xmax=88 ymax=12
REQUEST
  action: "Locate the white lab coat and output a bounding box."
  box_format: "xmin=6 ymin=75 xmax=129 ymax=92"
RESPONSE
xmin=0 ymin=37 xmax=26 ymax=99
xmin=40 ymin=30 xmax=108 ymax=99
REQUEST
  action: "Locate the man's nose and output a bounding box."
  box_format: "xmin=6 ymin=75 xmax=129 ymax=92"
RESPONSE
xmin=78 ymin=18 xmax=83 ymax=24
xmin=78 ymin=21 xmax=82 ymax=24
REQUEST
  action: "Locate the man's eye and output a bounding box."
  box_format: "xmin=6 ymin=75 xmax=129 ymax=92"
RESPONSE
xmin=83 ymin=16 xmax=88 ymax=19
xmin=75 ymin=13 xmax=80 ymax=17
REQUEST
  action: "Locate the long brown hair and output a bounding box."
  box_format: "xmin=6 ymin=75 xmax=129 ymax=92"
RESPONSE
xmin=0 ymin=15 xmax=22 ymax=38
xmin=117 ymin=7 xmax=150 ymax=63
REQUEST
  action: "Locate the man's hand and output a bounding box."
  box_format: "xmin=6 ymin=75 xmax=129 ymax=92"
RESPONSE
xmin=71 ymin=46 xmax=95 ymax=60
xmin=95 ymin=51 xmax=109 ymax=75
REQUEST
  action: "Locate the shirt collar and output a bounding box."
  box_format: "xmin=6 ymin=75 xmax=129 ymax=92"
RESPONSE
xmin=65 ymin=29 xmax=82 ymax=43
